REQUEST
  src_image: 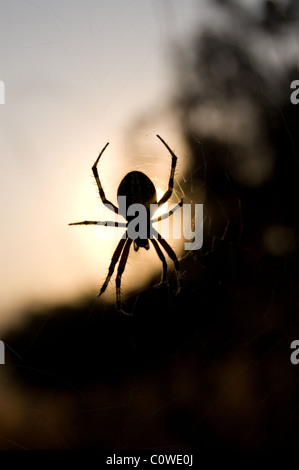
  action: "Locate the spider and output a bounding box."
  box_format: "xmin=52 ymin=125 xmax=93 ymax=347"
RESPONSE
xmin=69 ymin=135 xmax=183 ymax=313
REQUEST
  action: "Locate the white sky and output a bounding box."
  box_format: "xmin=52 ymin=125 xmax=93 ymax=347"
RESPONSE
xmin=0 ymin=0 xmax=269 ymax=329
xmin=0 ymin=0 xmax=204 ymax=329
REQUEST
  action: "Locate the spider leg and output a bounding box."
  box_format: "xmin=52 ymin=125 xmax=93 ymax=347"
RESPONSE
xmin=116 ymin=238 xmax=133 ymax=313
xmin=98 ymin=234 xmax=127 ymax=297
xmin=152 ymin=228 xmax=182 ymax=293
xmin=156 ymin=135 xmax=178 ymax=207
xmin=150 ymin=238 xmax=167 ymax=287
xmin=69 ymin=220 xmax=127 ymax=227
xmin=151 ymin=198 xmax=183 ymax=223
xmin=92 ymin=142 xmax=119 ymax=214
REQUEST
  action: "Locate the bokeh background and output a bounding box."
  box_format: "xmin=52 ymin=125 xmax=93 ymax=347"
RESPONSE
xmin=1 ymin=0 xmax=299 ymax=449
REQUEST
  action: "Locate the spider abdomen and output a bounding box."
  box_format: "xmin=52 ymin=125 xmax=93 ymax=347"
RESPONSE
xmin=117 ymin=171 xmax=157 ymax=214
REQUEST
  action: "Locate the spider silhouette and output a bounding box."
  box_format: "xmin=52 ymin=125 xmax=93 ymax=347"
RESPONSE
xmin=69 ymin=135 xmax=183 ymax=313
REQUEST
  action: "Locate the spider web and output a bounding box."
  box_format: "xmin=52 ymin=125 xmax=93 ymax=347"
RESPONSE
xmin=1 ymin=0 xmax=299 ymax=451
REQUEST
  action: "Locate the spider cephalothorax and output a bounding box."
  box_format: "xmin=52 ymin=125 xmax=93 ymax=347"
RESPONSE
xmin=69 ymin=135 xmax=183 ymax=313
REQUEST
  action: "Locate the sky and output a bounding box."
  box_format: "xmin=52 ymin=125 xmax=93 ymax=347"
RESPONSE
xmin=0 ymin=0 xmax=207 ymax=329
xmin=0 ymin=0 xmax=275 ymax=330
